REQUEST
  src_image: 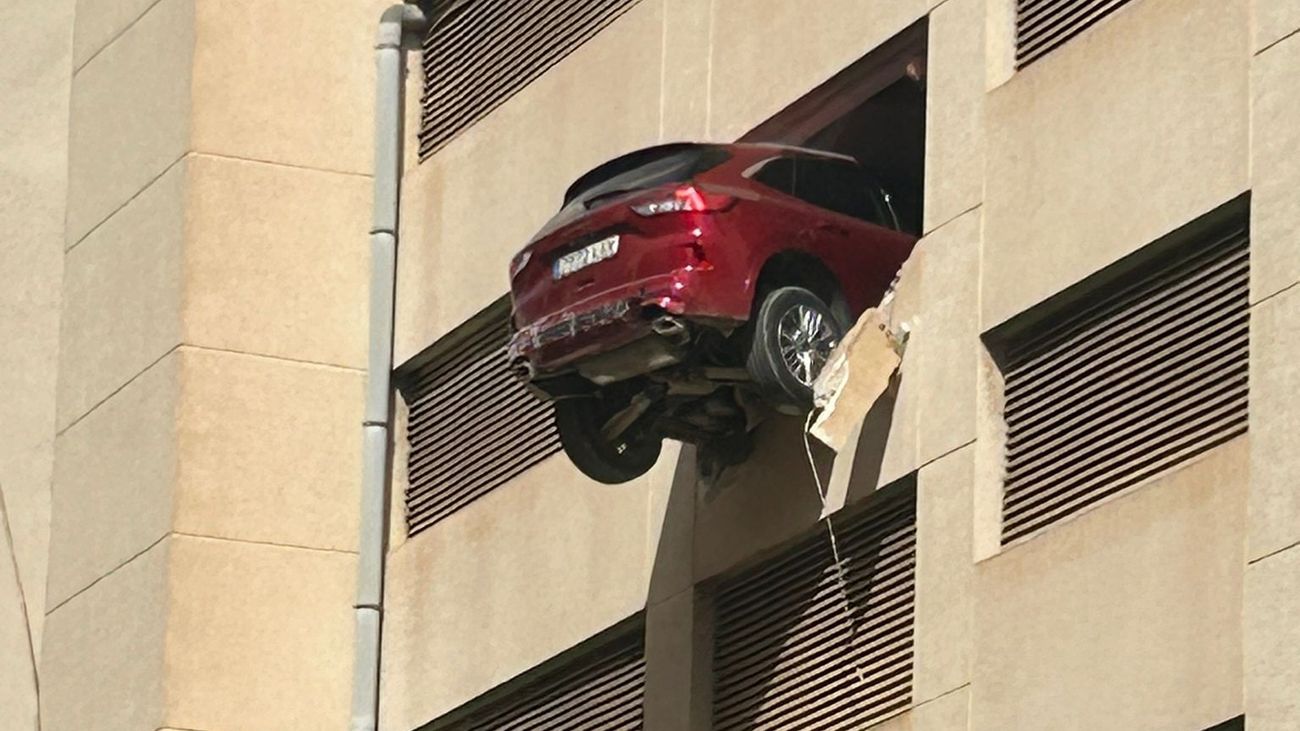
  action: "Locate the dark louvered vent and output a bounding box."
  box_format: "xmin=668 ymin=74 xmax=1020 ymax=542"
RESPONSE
xmin=437 ymin=633 xmax=645 ymax=731
xmin=419 ymin=0 xmax=644 ymax=160
xmin=1015 ymin=0 xmax=1134 ymax=68
xmin=999 ymin=220 xmax=1250 ymax=544
xmin=399 ymin=300 xmax=561 ymax=536
xmin=712 ymin=488 xmax=917 ymax=731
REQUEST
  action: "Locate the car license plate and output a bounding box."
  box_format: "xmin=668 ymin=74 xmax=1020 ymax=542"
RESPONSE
xmin=553 ymin=235 xmax=619 ymax=279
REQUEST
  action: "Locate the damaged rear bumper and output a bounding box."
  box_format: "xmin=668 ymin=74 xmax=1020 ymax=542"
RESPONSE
xmin=508 ymin=271 xmax=728 ymax=390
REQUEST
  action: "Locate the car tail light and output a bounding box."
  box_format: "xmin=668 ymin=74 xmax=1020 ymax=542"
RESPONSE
xmin=508 ymin=249 xmax=532 ymax=280
xmin=631 ymin=185 xmax=734 ymax=216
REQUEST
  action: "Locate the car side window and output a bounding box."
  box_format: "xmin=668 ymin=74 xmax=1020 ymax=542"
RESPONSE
xmin=793 ymin=158 xmax=889 ymax=226
xmin=750 ymin=157 xmax=797 ymax=195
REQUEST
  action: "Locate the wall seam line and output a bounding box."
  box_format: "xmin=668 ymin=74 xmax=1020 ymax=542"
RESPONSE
xmin=1255 ymin=25 xmax=1300 ymax=57
xmin=72 ymin=0 xmax=167 ymax=75
xmin=66 ymin=153 xmax=188 ymax=255
xmin=46 ymin=532 xmax=168 ymax=616
xmin=1249 ymin=279 xmax=1299 ymax=309
xmin=916 ymin=439 xmax=977 ymax=474
xmin=923 ymin=202 xmax=983 ymax=238
xmin=56 ymin=344 xmax=180 ymax=437
xmin=172 ymin=531 xmax=358 ymax=556
xmin=180 ymin=343 xmax=364 ymax=373
xmin=913 ymin=681 xmax=971 ymax=709
xmin=190 ymin=150 xmax=373 ymax=179
xmin=1248 ymin=539 xmax=1300 ymax=566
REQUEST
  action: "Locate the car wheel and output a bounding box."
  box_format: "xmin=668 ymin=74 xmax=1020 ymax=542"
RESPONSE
xmin=554 ymin=395 xmax=662 ymax=484
xmin=746 ymin=286 xmax=846 ymax=410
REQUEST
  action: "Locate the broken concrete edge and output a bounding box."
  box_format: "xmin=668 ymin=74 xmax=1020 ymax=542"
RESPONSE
xmin=810 ymin=307 xmax=907 ymax=452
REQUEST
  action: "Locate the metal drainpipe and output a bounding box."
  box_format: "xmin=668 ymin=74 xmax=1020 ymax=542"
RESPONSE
xmin=351 ymin=4 xmax=427 ymax=731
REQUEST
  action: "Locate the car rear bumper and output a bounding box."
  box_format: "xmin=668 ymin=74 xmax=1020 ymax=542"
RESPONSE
xmin=508 ymin=270 xmax=731 ymax=382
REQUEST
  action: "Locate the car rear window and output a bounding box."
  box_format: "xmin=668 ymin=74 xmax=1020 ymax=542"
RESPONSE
xmin=564 ymin=144 xmax=730 ymax=206
xmin=535 ymin=145 xmax=731 ymax=238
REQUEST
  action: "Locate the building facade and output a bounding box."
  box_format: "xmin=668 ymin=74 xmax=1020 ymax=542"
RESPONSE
xmin=1 ymin=0 xmax=1297 ymax=729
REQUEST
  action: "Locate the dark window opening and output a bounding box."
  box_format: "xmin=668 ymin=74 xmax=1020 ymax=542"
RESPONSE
xmin=418 ymin=0 xmax=644 ymax=159
xmin=420 ymin=625 xmax=645 ymax=731
xmin=985 ymin=195 xmax=1251 ymax=545
xmin=1203 ymin=716 xmax=1245 ymax=731
xmin=742 ymin=19 xmax=928 ymax=235
xmin=394 ymin=297 xmax=562 ymax=536
xmin=1016 ymin=0 xmax=1135 ymax=69
xmin=710 ymin=479 xmax=918 ymax=730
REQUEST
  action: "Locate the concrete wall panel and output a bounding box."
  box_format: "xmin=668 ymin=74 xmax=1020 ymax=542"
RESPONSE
xmin=912 ymin=687 xmax=969 ymax=731
xmin=380 ymin=451 xmax=672 ymax=730
xmin=164 ymin=535 xmax=355 ymax=731
xmin=174 ymin=348 xmax=361 ymax=551
xmin=183 ymin=155 xmax=370 ymax=368
xmin=659 ymin=0 xmax=713 ymax=142
xmin=0 ymin=0 xmax=73 ymax=686
xmin=1247 ymin=285 xmax=1300 ymax=560
xmin=877 ymin=245 xmax=926 ymax=487
xmin=924 ymin=0 xmax=985 ymax=233
xmin=982 ymin=0 xmax=1249 ymax=327
xmin=47 ymin=354 xmax=177 ymax=608
xmin=40 ymin=538 xmax=169 ymax=731
xmin=65 ymin=0 xmax=193 ymax=245
xmin=972 ymin=440 xmax=1248 ymax=730
xmin=915 ymin=208 xmax=980 ymax=466
xmin=57 ymin=161 xmax=184 ymax=429
xmin=706 ymin=0 xmax=927 ymax=140
xmin=1245 ymin=546 xmax=1300 ymax=731
xmin=71 ymin=0 xmax=160 ymax=68
xmin=1250 ymin=33 xmax=1300 ymax=302
xmin=0 ymin=499 xmax=39 ymax=731
xmin=914 ymin=446 xmax=974 ymax=704
xmin=1255 ymin=0 xmax=1300 ymax=52
xmin=190 ymin=0 xmax=390 ymax=174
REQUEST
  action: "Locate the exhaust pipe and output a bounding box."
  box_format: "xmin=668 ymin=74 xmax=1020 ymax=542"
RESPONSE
xmin=651 ymin=315 xmax=689 ymax=344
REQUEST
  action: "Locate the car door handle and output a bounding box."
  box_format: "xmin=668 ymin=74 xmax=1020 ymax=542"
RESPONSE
xmin=816 ymin=222 xmax=849 ymax=236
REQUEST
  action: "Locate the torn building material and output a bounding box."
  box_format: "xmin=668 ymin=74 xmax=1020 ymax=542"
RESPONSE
xmin=811 ymin=307 xmax=907 ymax=451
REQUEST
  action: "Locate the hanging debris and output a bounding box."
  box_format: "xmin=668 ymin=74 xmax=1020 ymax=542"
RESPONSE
xmin=809 ymin=307 xmax=909 ymax=452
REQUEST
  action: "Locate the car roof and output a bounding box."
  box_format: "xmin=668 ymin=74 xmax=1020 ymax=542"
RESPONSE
xmin=560 ymin=141 xmax=872 ymax=207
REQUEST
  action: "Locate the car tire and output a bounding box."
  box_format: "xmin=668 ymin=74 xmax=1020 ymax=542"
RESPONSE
xmin=746 ymin=286 xmax=846 ymax=410
xmin=554 ymin=396 xmax=662 ymax=484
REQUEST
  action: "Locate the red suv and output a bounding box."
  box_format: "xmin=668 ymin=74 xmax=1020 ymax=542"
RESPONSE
xmin=508 ymin=142 xmax=916 ymax=483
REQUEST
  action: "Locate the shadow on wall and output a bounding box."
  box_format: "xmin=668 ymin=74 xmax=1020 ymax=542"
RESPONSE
xmin=644 ymin=378 xmax=902 ymax=722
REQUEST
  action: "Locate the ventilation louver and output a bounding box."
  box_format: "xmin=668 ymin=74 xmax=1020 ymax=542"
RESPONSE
xmin=1015 ymin=0 xmax=1134 ymax=68
xmin=999 ymin=220 xmax=1250 ymax=544
xmin=438 ymin=633 xmax=645 ymax=731
xmin=712 ymin=488 xmax=917 ymax=731
xmin=419 ymin=0 xmax=644 ymax=160
xmin=399 ymin=302 xmax=561 ymax=537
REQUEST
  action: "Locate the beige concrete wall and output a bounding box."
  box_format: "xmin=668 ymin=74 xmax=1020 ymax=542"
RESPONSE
xmin=43 ymin=0 xmax=380 ymax=728
xmin=972 ymin=441 xmax=1248 ymax=729
xmin=0 ymin=1 xmax=73 ymax=729
xmin=981 ymin=0 xmax=1250 ymax=328
xmin=20 ymin=0 xmax=1288 ymax=726
xmin=380 ymin=449 xmax=679 ymax=730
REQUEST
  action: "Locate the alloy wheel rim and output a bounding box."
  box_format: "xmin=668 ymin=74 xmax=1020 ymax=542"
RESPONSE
xmin=777 ymin=304 xmax=838 ymax=386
